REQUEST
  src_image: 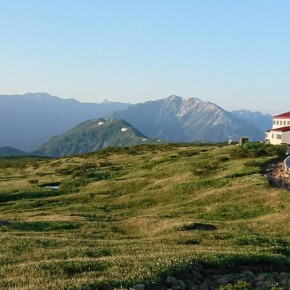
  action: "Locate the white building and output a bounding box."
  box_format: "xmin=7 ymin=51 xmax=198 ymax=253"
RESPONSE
xmin=265 ymin=111 xmax=290 ymax=146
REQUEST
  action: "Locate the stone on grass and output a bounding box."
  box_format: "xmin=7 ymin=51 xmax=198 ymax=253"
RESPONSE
xmin=133 ymin=284 xmax=145 ymax=290
xmin=166 ymin=276 xmax=179 ymax=286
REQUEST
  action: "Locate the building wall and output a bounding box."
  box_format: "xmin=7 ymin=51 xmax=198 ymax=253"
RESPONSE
xmin=266 ymin=131 xmax=282 ymax=145
xmin=282 ymin=131 xmax=290 ymax=144
xmin=266 ymin=130 xmax=290 ymax=145
xmin=265 ymin=113 xmax=290 ymax=145
xmin=273 ymin=118 xmax=290 ymax=129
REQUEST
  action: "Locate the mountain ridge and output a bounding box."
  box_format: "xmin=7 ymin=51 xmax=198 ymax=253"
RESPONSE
xmin=0 ymin=92 xmax=270 ymax=150
xmin=0 ymin=146 xmax=27 ymax=157
xmin=0 ymin=93 xmax=131 ymax=151
xmin=108 ymin=95 xmax=265 ymax=142
xmin=231 ymin=109 xmax=272 ymax=132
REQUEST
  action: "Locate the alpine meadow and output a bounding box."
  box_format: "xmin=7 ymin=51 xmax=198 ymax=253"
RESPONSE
xmin=1 ymin=142 xmax=290 ymax=289
xmin=2 ymin=1 xmax=290 ymax=289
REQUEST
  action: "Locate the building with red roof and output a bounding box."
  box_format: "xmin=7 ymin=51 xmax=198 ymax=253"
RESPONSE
xmin=266 ymin=112 xmax=290 ymax=146
xmin=273 ymin=111 xmax=290 ymax=129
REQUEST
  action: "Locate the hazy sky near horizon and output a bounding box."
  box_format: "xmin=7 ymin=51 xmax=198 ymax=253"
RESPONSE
xmin=0 ymin=1 xmax=289 ymax=114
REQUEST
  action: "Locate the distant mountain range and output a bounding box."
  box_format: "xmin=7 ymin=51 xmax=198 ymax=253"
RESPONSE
xmin=109 ymin=95 xmax=267 ymax=143
xmin=0 ymin=92 xmax=272 ymax=154
xmin=33 ymin=119 xmax=161 ymax=157
xmin=0 ymin=92 xmax=130 ymax=151
xmin=0 ymin=146 xmax=27 ymax=157
xmin=230 ymin=110 xmax=272 ymax=132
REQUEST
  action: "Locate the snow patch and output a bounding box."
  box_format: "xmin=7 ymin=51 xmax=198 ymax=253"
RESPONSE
xmin=121 ymin=128 xmax=128 ymax=132
xmin=98 ymin=122 xmax=104 ymax=125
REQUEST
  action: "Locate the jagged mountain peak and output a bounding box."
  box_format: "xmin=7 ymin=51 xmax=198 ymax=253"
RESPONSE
xmin=163 ymin=96 xmax=225 ymax=119
xmin=164 ymin=95 xmax=222 ymax=113
xmin=109 ymin=95 xmax=265 ymax=142
xmin=166 ymin=95 xmax=182 ymax=101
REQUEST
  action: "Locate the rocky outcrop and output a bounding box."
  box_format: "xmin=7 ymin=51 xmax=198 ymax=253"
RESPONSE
xmin=265 ymin=159 xmax=290 ymax=190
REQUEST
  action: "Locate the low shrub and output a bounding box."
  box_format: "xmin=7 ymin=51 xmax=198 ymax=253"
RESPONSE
xmin=230 ymin=143 xmax=287 ymax=159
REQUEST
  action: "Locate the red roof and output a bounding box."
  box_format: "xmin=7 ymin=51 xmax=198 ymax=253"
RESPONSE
xmin=274 ymin=111 xmax=290 ymax=119
xmin=271 ymin=126 xmax=290 ymax=132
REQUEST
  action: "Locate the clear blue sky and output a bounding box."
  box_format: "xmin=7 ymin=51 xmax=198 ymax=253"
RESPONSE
xmin=0 ymin=0 xmax=289 ymax=113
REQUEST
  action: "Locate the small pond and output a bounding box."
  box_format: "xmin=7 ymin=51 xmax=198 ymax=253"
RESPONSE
xmin=41 ymin=182 xmax=61 ymax=190
xmin=44 ymin=185 xmax=59 ymax=190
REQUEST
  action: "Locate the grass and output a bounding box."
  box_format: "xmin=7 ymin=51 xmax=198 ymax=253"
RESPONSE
xmin=0 ymin=143 xmax=289 ymax=289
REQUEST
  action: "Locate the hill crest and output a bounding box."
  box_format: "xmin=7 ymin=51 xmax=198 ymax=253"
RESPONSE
xmin=33 ymin=118 xmax=160 ymax=157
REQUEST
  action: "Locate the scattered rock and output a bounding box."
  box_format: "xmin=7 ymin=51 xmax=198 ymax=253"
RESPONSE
xmin=199 ymin=281 xmax=209 ymax=290
xmin=141 ymin=267 xmax=290 ymax=290
xmin=256 ymin=274 xmax=265 ymax=281
xmin=192 ymin=270 xmax=204 ymax=281
xmin=265 ymin=161 xmax=290 ymax=191
xmin=177 ymin=280 xmax=187 ymax=289
xmin=240 ymin=270 xmax=254 ymax=278
xmin=215 ymin=274 xmax=233 ymax=285
xmin=166 ymin=276 xmax=179 ymax=286
xmin=280 ymin=272 xmax=288 ymax=280
xmin=96 ymin=282 xmax=113 ymax=290
xmin=255 ymin=281 xmax=265 ymax=288
xmin=133 ymin=284 xmax=146 ymax=290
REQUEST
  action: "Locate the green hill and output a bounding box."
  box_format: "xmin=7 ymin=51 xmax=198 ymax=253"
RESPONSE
xmin=0 ymin=142 xmax=288 ymax=289
xmin=33 ymin=118 xmax=162 ymax=157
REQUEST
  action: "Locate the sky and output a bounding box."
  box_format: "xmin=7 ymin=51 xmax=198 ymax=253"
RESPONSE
xmin=0 ymin=0 xmax=289 ymax=114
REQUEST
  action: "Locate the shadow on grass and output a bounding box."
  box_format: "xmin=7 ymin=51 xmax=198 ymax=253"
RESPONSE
xmin=178 ymin=223 xmax=217 ymax=231
xmin=4 ymin=221 xmax=82 ymax=232
xmin=0 ymin=190 xmax=67 ymax=203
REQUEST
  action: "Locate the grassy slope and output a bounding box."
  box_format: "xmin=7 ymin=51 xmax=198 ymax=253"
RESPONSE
xmin=0 ymin=144 xmax=289 ymax=289
xmin=33 ymin=119 xmax=160 ymax=157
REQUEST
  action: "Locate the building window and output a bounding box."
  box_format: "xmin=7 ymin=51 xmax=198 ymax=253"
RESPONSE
xmin=273 ymin=120 xmax=276 ymax=125
xmin=280 ymin=121 xmax=283 ymax=125
xmin=272 ymin=134 xmax=274 ymax=138
xmin=284 ymin=121 xmax=286 ymax=125
xmin=288 ymin=121 xmax=290 ymax=126
xmin=276 ymin=134 xmax=282 ymax=139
